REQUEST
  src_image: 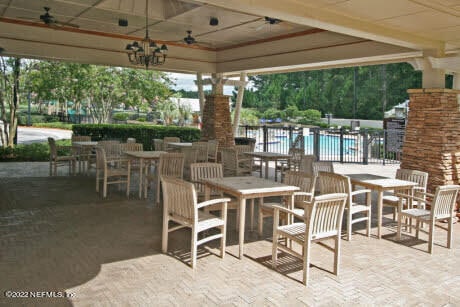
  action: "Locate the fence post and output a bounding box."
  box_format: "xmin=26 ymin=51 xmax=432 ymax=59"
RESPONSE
xmin=288 ymin=125 xmax=293 ymax=149
xmin=382 ymin=130 xmax=386 ymax=166
xmin=339 ymin=127 xmax=344 ymax=163
xmin=245 ymin=125 xmax=249 ymax=138
xmin=263 ymin=125 xmax=268 ymax=152
xmin=313 ymin=128 xmax=320 ymax=159
xmin=362 ymin=129 xmax=368 ymax=165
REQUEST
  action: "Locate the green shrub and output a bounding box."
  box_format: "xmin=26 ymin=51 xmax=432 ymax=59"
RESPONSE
xmin=112 ymin=112 xmax=130 ymax=121
xmin=73 ymin=124 xmax=201 ymax=150
xmin=32 ymin=122 xmax=73 ymax=130
xmin=0 ymin=140 xmax=71 ymax=161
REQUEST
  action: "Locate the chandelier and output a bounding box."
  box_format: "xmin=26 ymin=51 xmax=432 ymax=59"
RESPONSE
xmin=125 ymin=0 xmax=167 ymax=68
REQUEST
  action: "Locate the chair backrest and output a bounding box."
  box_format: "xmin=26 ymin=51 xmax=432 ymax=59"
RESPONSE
xmin=207 ymin=140 xmax=219 ymax=161
xmin=181 ymin=147 xmax=199 ymax=168
xmin=190 ymin=162 xmax=223 ymax=194
xmin=71 ymin=135 xmax=91 ymax=142
xmin=192 ymin=142 xmax=209 ymax=162
xmin=396 ymin=169 xmax=428 ymax=192
xmin=221 ymin=147 xmax=238 ymax=176
xmin=431 ymin=185 xmax=460 ymax=219
xmin=288 ymin=148 xmax=305 ymax=170
xmin=317 ymin=171 xmax=350 ymax=195
xmin=306 ymin=193 xmax=348 ymax=240
xmin=95 ymin=146 xmax=107 ymax=171
xmin=48 ymin=137 xmax=58 ymax=159
xmin=163 ymin=137 xmax=180 ymax=143
xmin=158 ymin=153 xmax=185 ymax=179
xmin=126 ymin=137 xmax=136 ymax=143
xmin=312 ymin=161 xmax=334 ymax=177
xmin=235 ymin=144 xmax=253 ymax=157
xmin=153 ymin=139 xmax=164 ymax=151
xmin=283 ymin=170 xmax=316 ymax=202
xmin=299 ymin=155 xmax=317 ymax=176
xmin=161 ymin=176 xmax=197 ymax=223
xmin=119 ymin=142 xmax=143 ymax=152
xmin=98 ymin=141 xmax=121 ymax=160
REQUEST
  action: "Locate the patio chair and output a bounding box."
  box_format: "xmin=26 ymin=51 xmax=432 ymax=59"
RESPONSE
xmin=258 ymin=170 xmax=315 ymax=236
xmin=221 ymin=147 xmax=253 ymax=177
xmin=272 ymin=192 xmax=347 ymax=286
xmin=71 ymin=135 xmax=91 ymax=142
xmin=98 ymin=140 xmax=121 ymax=160
xmin=207 ymin=139 xmax=219 ymax=162
xmin=312 ymin=161 xmax=334 ymax=177
xmin=161 ymin=176 xmax=230 ymax=269
xmin=181 ymin=147 xmax=199 ymax=180
xmin=192 ymin=142 xmax=209 ymax=162
xmin=71 ymin=135 xmax=92 ymax=173
xmin=396 ymin=184 xmax=460 ymax=254
xmin=120 ymin=142 xmax=143 ymax=170
xmin=299 ymin=154 xmax=317 ymax=177
xmin=318 ymin=171 xmax=372 ymax=240
xmin=383 ymin=169 xmax=428 ymax=220
xmin=279 ymin=147 xmax=304 ymax=173
xmin=153 ymin=138 xmax=164 ymax=151
xmin=148 ymin=152 xmax=184 ymax=203
xmin=48 ymin=137 xmax=77 ymax=176
xmin=95 ymin=146 xmax=130 ymax=198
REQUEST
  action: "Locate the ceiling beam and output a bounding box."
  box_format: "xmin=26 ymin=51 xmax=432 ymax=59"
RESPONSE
xmin=197 ymin=0 xmax=445 ymax=54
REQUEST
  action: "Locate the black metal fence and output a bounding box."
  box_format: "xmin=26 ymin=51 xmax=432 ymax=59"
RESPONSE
xmin=237 ymin=125 xmax=403 ymax=165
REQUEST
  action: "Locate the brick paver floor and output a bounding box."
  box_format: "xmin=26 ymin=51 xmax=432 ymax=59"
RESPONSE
xmin=1 ymin=162 xmax=459 ymax=306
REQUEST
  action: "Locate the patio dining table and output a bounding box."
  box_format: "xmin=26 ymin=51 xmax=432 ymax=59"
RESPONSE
xmin=125 ymin=151 xmax=167 ymax=199
xmin=345 ymin=173 xmax=418 ymax=239
xmin=244 ymin=152 xmax=291 ymax=181
xmin=202 ymin=176 xmax=299 ymax=259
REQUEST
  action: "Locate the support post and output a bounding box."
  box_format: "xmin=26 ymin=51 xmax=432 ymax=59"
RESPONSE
xmin=232 ymin=72 xmax=247 ymax=135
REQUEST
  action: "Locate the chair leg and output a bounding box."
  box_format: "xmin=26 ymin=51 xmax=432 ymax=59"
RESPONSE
xmin=428 ymin=220 xmax=434 ymax=254
xmin=397 ymin=213 xmax=402 ymax=240
xmin=191 ymin=229 xmax=198 ymax=269
xmin=303 ymin=240 xmax=311 ymax=286
xmin=334 ymin=235 xmax=341 ymax=276
xmin=272 ymin=231 xmax=278 ymax=269
xmin=447 ymin=217 xmax=453 ymax=249
xmin=250 ymin=199 xmax=254 ymax=231
xmin=103 ymin=176 xmax=107 ymax=198
xmin=347 ymin=209 xmax=352 ymax=241
xmin=162 ymin=216 xmax=169 ymax=253
xmin=95 ymin=171 xmax=99 ymax=192
xmin=220 ymin=224 xmax=226 ymax=259
xmin=415 ymin=219 xmax=420 ymax=239
xmin=49 ymin=161 xmax=52 ymax=176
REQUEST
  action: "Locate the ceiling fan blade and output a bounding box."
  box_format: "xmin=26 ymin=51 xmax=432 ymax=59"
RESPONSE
xmin=54 ymin=20 xmax=80 ymax=28
xmin=255 ymin=24 xmax=266 ymax=31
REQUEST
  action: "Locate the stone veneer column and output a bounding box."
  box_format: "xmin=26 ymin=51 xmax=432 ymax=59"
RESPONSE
xmin=200 ymin=94 xmax=235 ymax=147
xmin=401 ymin=88 xmax=460 ymax=193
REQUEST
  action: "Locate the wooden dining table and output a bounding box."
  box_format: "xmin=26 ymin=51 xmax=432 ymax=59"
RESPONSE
xmin=243 ymin=152 xmax=292 ymax=181
xmin=125 ymin=151 xmax=167 ymax=199
xmin=345 ymin=173 xmax=418 ymax=239
xmin=202 ymin=176 xmax=299 ymax=259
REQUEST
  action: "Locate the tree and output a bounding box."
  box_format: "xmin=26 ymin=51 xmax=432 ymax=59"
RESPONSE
xmin=0 ymin=57 xmax=21 ymax=147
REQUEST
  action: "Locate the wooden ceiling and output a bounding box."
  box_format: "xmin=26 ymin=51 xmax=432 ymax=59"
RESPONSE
xmin=0 ymin=0 xmax=459 ymax=75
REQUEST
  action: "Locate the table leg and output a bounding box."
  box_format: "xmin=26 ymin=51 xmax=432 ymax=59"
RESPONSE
xmin=138 ymin=158 xmax=144 ymax=199
xmin=238 ymin=198 xmax=246 ymax=259
xmin=377 ymin=190 xmax=383 ymax=239
xmin=264 ymin=159 xmax=269 ymax=180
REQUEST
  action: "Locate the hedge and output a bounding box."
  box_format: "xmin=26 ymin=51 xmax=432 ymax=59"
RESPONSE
xmin=72 ymin=124 xmax=201 ymax=150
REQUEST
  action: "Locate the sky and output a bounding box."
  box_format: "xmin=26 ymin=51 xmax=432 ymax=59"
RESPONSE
xmin=167 ymin=72 xmax=252 ymax=95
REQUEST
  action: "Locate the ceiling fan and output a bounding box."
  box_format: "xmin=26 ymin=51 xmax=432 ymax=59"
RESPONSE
xmin=19 ymin=7 xmax=79 ymax=28
xmin=255 ymin=16 xmax=291 ymax=31
xmin=183 ymin=30 xmax=196 ymax=45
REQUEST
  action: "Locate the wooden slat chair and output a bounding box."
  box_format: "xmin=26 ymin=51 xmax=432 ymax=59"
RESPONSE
xmin=120 ymin=142 xmax=143 ymax=171
xmin=258 ymin=170 xmax=315 ymax=236
xmin=383 ymin=169 xmax=429 ymax=220
xmin=153 ymin=138 xmax=165 ymax=151
xmin=299 ymin=154 xmax=317 ymax=177
xmin=279 ymin=147 xmax=304 ymax=174
xmin=150 ymin=152 xmax=184 ymax=203
xmin=312 ymin=161 xmax=334 ymax=193
xmin=272 ymin=193 xmax=348 ymax=286
xmin=161 ymin=176 xmax=230 ymax=269
xmin=192 ymin=142 xmax=209 ymax=163
xmin=221 ymin=147 xmax=253 ymax=177
xmin=207 ymin=139 xmax=219 ymax=162
xmin=235 ymin=144 xmax=260 ymax=175
xmin=95 ymin=146 xmax=130 ymax=198
xmin=48 ymin=137 xmax=77 ymax=176
xmin=190 ymin=162 xmax=242 ymax=229
xmin=98 ymin=140 xmax=121 ymax=160
xmin=397 ymin=184 xmax=460 ymax=254
xmin=181 ymin=147 xmax=199 ymax=180
xmin=318 ymin=171 xmax=372 ymax=240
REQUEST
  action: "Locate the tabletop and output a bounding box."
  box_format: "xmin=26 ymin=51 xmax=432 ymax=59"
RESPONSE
xmin=202 ymin=176 xmax=299 ymax=196
xmin=346 ymin=173 xmax=418 ymax=189
xmin=167 ymin=142 xmax=192 ymax=147
xmin=124 ymin=151 xmax=167 ymax=159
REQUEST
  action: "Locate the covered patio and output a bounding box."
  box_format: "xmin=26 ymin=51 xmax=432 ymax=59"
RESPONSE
xmin=1 ymin=162 xmax=460 ymax=305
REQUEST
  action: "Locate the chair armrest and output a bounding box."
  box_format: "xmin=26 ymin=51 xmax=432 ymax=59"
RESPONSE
xmin=395 ymin=192 xmax=430 ymax=204
xmin=413 ymin=186 xmax=426 ymax=192
xmin=107 ymin=158 xmax=129 ymax=165
xmin=197 ymin=198 xmax=231 ymax=209
xmin=272 ymin=204 xmax=304 ymax=220
xmin=351 ymin=189 xmax=372 ymax=196
xmin=293 ymin=191 xmax=314 ymax=198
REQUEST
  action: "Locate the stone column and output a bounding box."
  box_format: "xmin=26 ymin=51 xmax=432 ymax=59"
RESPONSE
xmin=201 ymin=94 xmax=235 ymax=147
xmin=401 ymin=88 xmax=460 ymax=193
